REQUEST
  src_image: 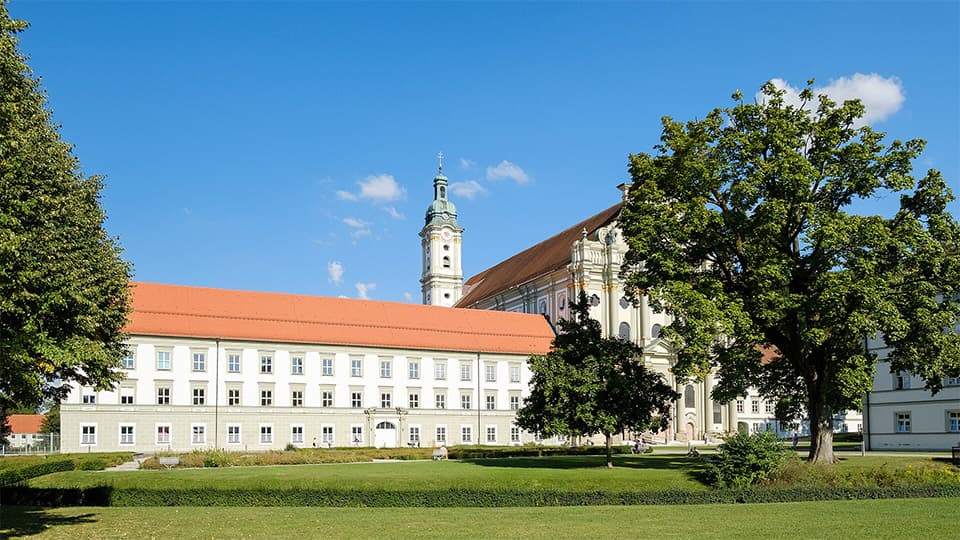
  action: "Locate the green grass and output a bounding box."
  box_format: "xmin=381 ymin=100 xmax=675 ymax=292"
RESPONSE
xmin=26 ymin=454 xmax=709 ymax=492
xmin=3 ymin=498 xmax=957 ymax=539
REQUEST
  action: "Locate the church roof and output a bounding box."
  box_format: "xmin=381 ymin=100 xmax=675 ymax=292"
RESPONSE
xmin=456 ymin=202 xmax=623 ymax=308
xmin=125 ymin=282 xmax=554 ymax=355
xmin=8 ymin=414 xmax=44 ymax=434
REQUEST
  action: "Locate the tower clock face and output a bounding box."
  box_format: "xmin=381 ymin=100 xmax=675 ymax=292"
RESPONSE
xmin=441 ymin=229 xmax=452 ymax=240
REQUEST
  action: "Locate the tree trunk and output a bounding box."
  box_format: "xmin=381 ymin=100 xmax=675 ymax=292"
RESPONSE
xmin=807 ymin=389 xmax=836 ymax=464
xmin=605 ymin=432 xmax=613 ymax=469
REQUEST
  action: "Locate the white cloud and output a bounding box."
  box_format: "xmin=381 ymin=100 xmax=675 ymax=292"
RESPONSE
xmin=460 ymin=157 xmax=477 ymax=169
xmin=486 ymin=160 xmax=530 ymax=184
xmin=327 ymin=261 xmax=344 ymax=286
xmin=337 ymin=174 xmax=406 ymax=203
xmin=342 ymin=217 xmax=371 ymax=237
xmin=355 ymin=282 xmax=376 ymax=300
xmin=449 ymin=180 xmax=487 ymax=199
xmin=335 ymin=190 xmax=358 ymax=201
xmin=762 ymin=74 xmax=904 ymax=127
xmin=384 ymin=206 xmax=405 ymax=220
xmin=403 ymin=292 xmax=414 ymax=302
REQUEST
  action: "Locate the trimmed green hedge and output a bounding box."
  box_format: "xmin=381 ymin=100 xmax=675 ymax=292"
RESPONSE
xmin=5 ymin=483 xmax=960 ymax=507
xmin=0 ymin=459 xmax=75 ymax=487
xmin=447 ymin=445 xmax=633 ymax=459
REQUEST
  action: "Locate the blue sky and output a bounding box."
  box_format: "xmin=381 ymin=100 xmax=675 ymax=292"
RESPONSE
xmin=10 ymin=1 xmax=959 ymax=303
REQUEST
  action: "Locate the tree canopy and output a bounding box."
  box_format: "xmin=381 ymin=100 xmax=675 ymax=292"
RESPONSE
xmin=0 ymin=3 xmax=131 ymax=420
xmin=516 ymin=292 xmax=678 ymax=467
xmin=619 ymin=80 xmax=960 ymax=463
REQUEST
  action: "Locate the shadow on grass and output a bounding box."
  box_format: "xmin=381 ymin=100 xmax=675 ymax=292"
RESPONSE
xmin=466 ymin=454 xmax=712 ymax=484
xmin=0 ymin=506 xmax=99 ymax=538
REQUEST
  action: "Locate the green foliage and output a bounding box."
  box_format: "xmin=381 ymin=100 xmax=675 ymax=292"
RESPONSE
xmin=0 ymin=452 xmax=129 ymax=486
xmin=39 ymin=405 xmax=59 ymax=433
xmin=706 ymin=431 xmax=788 ymax=488
xmin=0 ymin=1 xmax=132 ymax=413
xmin=620 ymin=79 xmax=960 ymax=463
xmin=516 ymin=292 xmax=679 ymax=465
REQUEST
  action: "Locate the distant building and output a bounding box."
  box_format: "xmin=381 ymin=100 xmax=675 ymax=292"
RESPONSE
xmin=865 ymin=334 xmax=960 ymax=451
xmin=60 ymin=282 xmax=555 ymax=453
xmin=6 ymin=414 xmax=45 ymax=449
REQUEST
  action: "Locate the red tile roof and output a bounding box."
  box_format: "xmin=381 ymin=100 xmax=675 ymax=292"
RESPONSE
xmin=8 ymin=414 xmax=44 ymax=434
xmin=125 ymin=282 xmax=554 ymax=355
xmin=457 ymin=203 xmax=623 ymax=308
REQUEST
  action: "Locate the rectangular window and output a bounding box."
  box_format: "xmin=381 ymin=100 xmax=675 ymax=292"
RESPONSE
xmin=227 ymin=388 xmax=241 ymax=406
xmin=765 ymin=401 xmax=774 ymax=414
xmin=896 ymin=412 xmax=911 ymax=433
xmin=510 ymin=365 xmax=521 ymax=383
xmin=351 ymin=358 xmax=363 ymax=377
xmin=380 ymin=392 xmax=392 ymax=408
xmin=120 ymin=387 xmax=135 ymax=405
xmin=351 ymin=425 xmax=364 ymax=444
xmin=713 ymin=402 xmax=723 ymax=425
xmin=156 ymin=350 xmax=171 ymax=370
xmin=736 ymin=399 xmax=744 ymax=413
xmin=81 ymin=424 xmax=96 ymax=445
xmin=192 ymin=424 xmax=206 ymax=444
xmin=291 ymin=390 xmax=304 ymax=407
xmin=408 ymin=361 xmax=420 ymax=379
xmin=192 ymin=352 xmax=206 ymax=372
xmin=948 ymin=411 xmax=960 ymax=433
xmin=227 ymin=425 xmax=241 ymax=444
xmin=485 ymin=364 xmax=497 ymax=382
xmin=192 ymin=387 xmax=206 ymax=406
xmin=409 ymin=426 xmax=421 ymax=446
xmin=435 ymin=362 xmax=447 ymax=380
xmin=291 ymin=425 xmax=304 ymax=444
xmin=945 ymin=377 xmax=960 ymax=387
xmin=461 ymin=426 xmax=472 ymax=443
xmin=321 ymin=425 xmax=334 ymax=446
xmin=260 ymin=355 xmax=273 ymax=374
xmin=260 ymin=389 xmax=273 ymax=406
xmin=227 ymin=353 xmax=241 ymax=373
xmin=119 ymin=425 xmax=135 ymax=445
xmin=121 ymin=352 xmax=135 ymax=369
xmin=461 ymin=394 xmax=471 ymax=410
xmin=351 ymin=391 xmax=363 ymax=408
xmin=380 ymin=359 xmax=392 ymax=378
xmin=82 ymin=392 xmax=96 ymax=404
xmin=291 ymin=356 xmax=304 ymax=375
xmin=260 ymin=425 xmax=273 ymax=444
xmin=322 ymin=391 xmax=334 ymax=407
xmin=156 ymin=424 xmax=171 ymax=445
xmin=156 ymin=387 xmax=171 ymax=405
xmin=895 ymin=372 xmax=910 ymax=390
xmin=510 ymin=426 xmax=521 ymax=443
xmin=409 ymin=392 xmax=420 ymax=408
xmin=486 ymin=395 xmax=496 ymax=410
xmin=751 ymin=400 xmax=760 ymax=414
xmin=322 ymin=357 xmax=334 ymax=376
xmin=436 ymin=426 xmax=447 ymax=444
xmin=486 ymin=426 xmax=497 ymax=443
xmin=435 ymin=393 xmax=446 ymax=409
xmin=510 ymin=395 xmax=520 ymax=410
xmin=460 ymin=363 xmax=472 ymax=382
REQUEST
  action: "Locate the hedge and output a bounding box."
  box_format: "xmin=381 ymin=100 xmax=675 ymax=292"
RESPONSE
xmin=4 ymin=483 xmax=960 ymax=507
xmin=0 ymin=459 xmax=75 ymax=487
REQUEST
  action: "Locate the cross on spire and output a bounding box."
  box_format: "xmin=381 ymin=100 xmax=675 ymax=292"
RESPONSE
xmin=437 ymin=151 xmax=444 ymax=174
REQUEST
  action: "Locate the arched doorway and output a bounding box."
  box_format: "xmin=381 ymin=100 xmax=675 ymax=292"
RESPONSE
xmin=374 ymin=421 xmax=397 ymax=448
xmin=685 ymin=422 xmax=695 ymax=441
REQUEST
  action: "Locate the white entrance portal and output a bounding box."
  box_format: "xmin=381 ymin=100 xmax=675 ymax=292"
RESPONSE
xmin=374 ymin=421 xmax=398 ymax=448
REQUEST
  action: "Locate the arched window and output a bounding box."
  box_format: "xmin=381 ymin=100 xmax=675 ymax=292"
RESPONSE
xmin=651 ymin=324 xmax=662 ymax=338
xmin=589 ymin=294 xmax=600 ymax=306
xmin=442 ymin=256 xmax=450 ymax=268
xmin=439 ymin=186 xmax=446 ymax=198
xmin=539 ymin=300 xmax=547 ymax=314
xmin=684 ymin=385 xmax=695 ymax=408
xmin=618 ymin=322 xmax=630 ymax=340
xmin=375 ymin=421 xmax=396 ymax=430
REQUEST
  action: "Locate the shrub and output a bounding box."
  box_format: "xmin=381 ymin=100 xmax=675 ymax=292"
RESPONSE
xmin=706 ymin=431 xmax=787 ymax=488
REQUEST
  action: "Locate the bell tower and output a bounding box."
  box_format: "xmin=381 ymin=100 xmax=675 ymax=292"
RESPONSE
xmin=420 ymin=152 xmax=463 ymax=307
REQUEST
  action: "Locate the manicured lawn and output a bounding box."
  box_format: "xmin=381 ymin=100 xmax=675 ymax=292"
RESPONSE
xmin=3 ymin=497 xmax=957 ymax=539
xmin=26 ymin=454 xmax=709 ymax=492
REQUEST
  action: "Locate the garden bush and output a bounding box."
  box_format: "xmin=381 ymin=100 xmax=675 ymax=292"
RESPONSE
xmin=705 ymin=431 xmax=788 ymax=488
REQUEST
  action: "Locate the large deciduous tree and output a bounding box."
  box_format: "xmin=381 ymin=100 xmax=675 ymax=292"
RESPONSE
xmin=619 ymin=81 xmax=960 ymax=463
xmin=0 ymin=3 xmax=131 ymax=425
xmin=516 ymin=292 xmax=678 ymax=468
